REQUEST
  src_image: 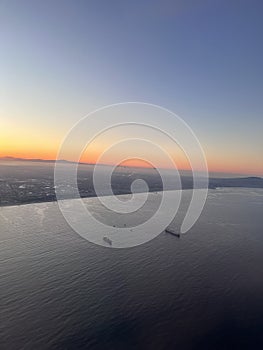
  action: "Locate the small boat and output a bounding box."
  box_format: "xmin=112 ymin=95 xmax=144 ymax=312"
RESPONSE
xmin=165 ymin=228 xmax=180 ymax=238
xmin=103 ymin=236 xmax=112 ymax=245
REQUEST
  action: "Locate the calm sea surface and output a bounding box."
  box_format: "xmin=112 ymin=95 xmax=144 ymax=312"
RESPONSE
xmin=1 ymin=188 xmax=263 ymax=349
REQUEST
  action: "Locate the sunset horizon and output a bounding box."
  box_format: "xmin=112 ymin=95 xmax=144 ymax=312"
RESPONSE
xmin=1 ymin=2 xmax=263 ymax=349
xmin=1 ymin=153 xmax=262 ymax=177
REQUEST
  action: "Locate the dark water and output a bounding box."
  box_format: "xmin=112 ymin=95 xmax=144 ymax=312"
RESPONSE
xmin=1 ymin=188 xmax=263 ymax=349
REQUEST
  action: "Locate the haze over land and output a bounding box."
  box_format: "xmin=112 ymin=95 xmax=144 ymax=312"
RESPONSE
xmin=0 ymin=157 xmax=262 ymax=207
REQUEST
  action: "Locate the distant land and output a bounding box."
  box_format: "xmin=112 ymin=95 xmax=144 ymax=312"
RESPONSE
xmin=0 ymin=156 xmax=156 ymax=170
xmin=1 ymin=156 xmax=262 ymax=176
xmin=0 ymin=157 xmax=262 ymax=207
xmin=0 ymin=156 xmax=86 ymax=165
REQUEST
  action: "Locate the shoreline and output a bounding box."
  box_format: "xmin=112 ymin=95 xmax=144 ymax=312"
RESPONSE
xmin=1 ymin=186 xmax=263 ymax=209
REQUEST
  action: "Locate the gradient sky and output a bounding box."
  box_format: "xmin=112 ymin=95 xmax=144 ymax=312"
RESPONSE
xmin=1 ymin=0 xmax=262 ymax=175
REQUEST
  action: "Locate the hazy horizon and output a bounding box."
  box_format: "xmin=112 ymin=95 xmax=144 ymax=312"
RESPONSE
xmin=0 ymin=155 xmax=262 ymax=178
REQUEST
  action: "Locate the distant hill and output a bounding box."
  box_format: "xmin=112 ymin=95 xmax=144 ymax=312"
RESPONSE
xmin=0 ymin=156 xmax=73 ymax=164
xmin=209 ymin=176 xmax=263 ymax=189
xmin=0 ymin=156 xmax=129 ymax=168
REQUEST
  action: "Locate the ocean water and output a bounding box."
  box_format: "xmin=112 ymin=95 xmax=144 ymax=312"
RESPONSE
xmin=1 ymin=188 xmax=263 ymax=349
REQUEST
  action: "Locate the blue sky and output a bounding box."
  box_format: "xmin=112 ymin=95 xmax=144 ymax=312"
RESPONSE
xmin=1 ymin=0 xmax=263 ymax=174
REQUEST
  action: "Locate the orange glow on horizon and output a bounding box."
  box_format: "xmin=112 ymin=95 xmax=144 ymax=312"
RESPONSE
xmin=1 ymin=114 xmax=262 ymax=176
xmin=0 ymin=149 xmax=57 ymax=161
xmin=1 ymin=149 xmax=262 ymax=176
xmin=118 ymin=159 xmax=155 ymax=169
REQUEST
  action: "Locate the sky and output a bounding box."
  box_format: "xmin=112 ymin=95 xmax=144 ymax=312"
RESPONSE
xmin=0 ymin=0 xmax=262 ymax=175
